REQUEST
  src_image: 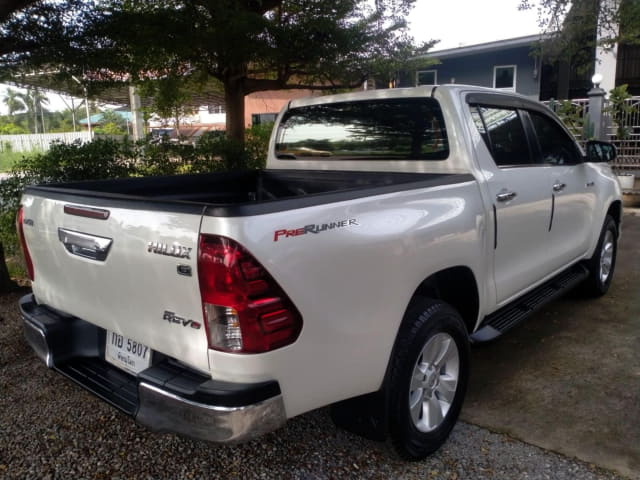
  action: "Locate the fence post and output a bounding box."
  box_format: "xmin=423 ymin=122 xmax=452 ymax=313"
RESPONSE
xmin=588 ymin=85 xmax=607 ymax=141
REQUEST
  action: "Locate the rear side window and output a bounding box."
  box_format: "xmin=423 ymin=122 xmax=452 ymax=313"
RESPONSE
xmin=275 ymin=98 xmax=448 ymax=161
xmin=469 ymin=105 xmax=533 ymax=167
xmin=528 ymin=111 xmax=582 ymax=165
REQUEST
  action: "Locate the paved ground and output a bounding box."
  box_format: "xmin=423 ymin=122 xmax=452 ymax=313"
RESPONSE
xmin=462 ymin=211 xmax=640 ymax=479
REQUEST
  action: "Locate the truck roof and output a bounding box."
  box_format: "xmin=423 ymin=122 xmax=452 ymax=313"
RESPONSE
xmin=287 ymin=84 xmax=540 ymax=109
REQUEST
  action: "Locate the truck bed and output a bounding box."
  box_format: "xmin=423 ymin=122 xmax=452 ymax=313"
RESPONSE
xmin=25 ymin=169 xmax=474 ymax=216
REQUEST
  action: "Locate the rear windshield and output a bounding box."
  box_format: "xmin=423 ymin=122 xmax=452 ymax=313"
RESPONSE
xmin=275 ymin=98 xmax=449 ymax=161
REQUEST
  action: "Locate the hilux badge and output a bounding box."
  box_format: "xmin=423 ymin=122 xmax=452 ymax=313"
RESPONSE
xmin=147 ymin=241 xmax=192 ymax=259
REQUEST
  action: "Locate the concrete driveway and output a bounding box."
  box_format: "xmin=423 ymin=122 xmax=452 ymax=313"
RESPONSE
xmin=461 ymin=211 xmax=640 ymax=479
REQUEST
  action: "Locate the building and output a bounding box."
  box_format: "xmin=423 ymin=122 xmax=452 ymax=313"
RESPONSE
xmin=402 ymin=33 xmax=640 ymax=101
xmin=406 ymin=35 xmax=544 ymax=100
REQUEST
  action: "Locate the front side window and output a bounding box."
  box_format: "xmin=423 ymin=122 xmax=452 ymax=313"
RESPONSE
xmin=416 ymin=70 xmax=437 ymax=86
xmin=275 ymin=98 xmax=449 ymax=161
xmin=493 ymin=65 xmax=516 ymax=91
xmin=471 ymin=105 xmax=533 ymax=167
xmin=528 ymin=111 xmax=581 ymax=165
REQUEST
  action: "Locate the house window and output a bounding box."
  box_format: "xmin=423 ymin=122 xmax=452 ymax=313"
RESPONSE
xmin=252 ymin=113 xmax=277 ymax=125
xmin=493 ymin=65 xmax=516 ymax=91
xmin=416 ymin=70 xmax=437 ymax=86
xmin=208 ymin=105 xmax=225 ymax=114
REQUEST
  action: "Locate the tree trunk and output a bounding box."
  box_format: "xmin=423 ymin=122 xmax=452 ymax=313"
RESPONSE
xmin=40 ymin=103 xmax=45 ymax=133
xmin=0 ymin=242 xmax=17 ymax=293
xmin=224 ymin=78 xmax=246 ymax=144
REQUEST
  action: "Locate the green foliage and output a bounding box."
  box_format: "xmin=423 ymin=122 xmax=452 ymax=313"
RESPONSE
xmin=607 ymin=84 xmax=634 ymax=139
xmin=93 ymin=110 xmax=128 ymax=135
xmin=0 ymin=149 xmax=33 ymax=172
xmin=137 ymin=75 xmax=201 ymax=129
xmin=94 ymin=122 xmax=125 ymax=135
xmin=1 ymin=87 xmax=26 ymax=117
xmin=548 ymin=99 xmax=585 ymax=138
xmin=14 ymin=139 xmax=135 ymax=183
xmin=520 ymin=0 xmax=640 ymax=67
xmin=0 ymin=122 xmax=28 ymax=134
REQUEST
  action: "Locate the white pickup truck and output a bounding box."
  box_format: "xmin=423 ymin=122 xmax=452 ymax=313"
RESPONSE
xmin=19 ymin=85 xmax=621 ymax=459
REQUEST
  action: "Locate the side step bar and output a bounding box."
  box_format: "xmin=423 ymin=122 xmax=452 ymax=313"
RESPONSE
xmin=471 ymin=264 xmax=589 ymax=342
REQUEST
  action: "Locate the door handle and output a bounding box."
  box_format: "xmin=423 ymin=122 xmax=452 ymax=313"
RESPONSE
xmin=58 ymin=228 xmax=113 ymax=261
xmin=496 ymin=191 xmax=517 ymax=202
xmin=553 ymin=182 xmax=566 ymax=192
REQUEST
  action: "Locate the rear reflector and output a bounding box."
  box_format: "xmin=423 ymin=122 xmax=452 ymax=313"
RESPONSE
xmin=16 ymin=206 xmax=34 ymax=281
xmin=198 ymin=235 xmax=302 ymax=353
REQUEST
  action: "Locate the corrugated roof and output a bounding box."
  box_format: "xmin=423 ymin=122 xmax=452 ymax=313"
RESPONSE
xmin=421 ymin=34 xmax=548 ymax=60
xmin=79 ymin=111 xmax=132 ymax=125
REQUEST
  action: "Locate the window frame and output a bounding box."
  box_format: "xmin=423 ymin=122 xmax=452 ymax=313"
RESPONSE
xmin=469 ymin=103 xmax=542 ymax=169
xmin=416 ymin=69 xmax=438 ymax=86
xmin=521 ymin=109 xmax=584 ymax=166
xmin=493 ymin=65 xmax=517 ymax=91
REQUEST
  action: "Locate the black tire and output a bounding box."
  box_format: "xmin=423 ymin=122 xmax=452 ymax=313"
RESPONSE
xmin=388 ymin=299 xmax=470 ymax=460
xmin=582 ymin=215 xmax=618 ymax=297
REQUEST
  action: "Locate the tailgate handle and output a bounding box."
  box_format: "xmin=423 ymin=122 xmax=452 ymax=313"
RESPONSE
xmin=58 ymin=228 xmax=113 ymax=261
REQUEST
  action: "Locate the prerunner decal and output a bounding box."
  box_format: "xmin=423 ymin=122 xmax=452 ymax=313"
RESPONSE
xmin=274 ymin=218 xmax=359 ymax=242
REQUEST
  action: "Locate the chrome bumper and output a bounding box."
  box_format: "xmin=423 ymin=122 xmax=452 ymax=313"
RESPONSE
xmin=136 ymin=383 xmax=286 ymax=443
xmin=20 ymin=294 xmax=286 ymax=444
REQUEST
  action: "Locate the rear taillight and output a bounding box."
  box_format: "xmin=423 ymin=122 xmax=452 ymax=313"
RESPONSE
xmin=16 ymin=206 xmax=34 ymax=281
xmin=198 ymin=235 xmax=302 ymax=353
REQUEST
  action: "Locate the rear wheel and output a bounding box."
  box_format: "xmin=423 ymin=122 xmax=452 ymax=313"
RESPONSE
xmin=582 ymin=215 xmax=618 ymax=297
xmin=388 ymin=299 xmax=469 ymax=460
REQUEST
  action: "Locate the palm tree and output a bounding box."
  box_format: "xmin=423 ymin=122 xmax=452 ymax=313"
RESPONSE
xmin=1 ymin=87 xmax=26 ymax=119
xmin=17 ymin=88 xmax=49 ymax=133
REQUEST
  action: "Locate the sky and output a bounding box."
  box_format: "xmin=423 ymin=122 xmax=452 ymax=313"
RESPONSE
xmin=407 ymin=0 xmax=540 ymax=51
xmin=0 ymin=0 xmax=542 ymax=115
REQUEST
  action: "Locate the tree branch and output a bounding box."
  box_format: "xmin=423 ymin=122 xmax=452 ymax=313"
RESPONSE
xmin=245 ymin=0 xmax=282 ymax=14
xmin=244 ymin=76 xmax=366 ymax=94
xmin=0 ymin=0 xmax=39 ymax=23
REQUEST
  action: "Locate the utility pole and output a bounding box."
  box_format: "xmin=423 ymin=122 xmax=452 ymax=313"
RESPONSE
xmin=129 ymin=85 xmax=144 ymax=141
xmin=72 ymin=75 xmax=92 ymax=139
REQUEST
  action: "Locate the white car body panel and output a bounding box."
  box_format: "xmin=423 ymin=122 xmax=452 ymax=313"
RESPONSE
xmin=200 ymin=181 xmax=486 ymax=416
xmin=23 ymin=196 xmax=210 ymax=373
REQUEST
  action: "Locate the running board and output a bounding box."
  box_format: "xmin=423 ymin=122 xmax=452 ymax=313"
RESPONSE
xmin=471 ymin=264 xmax=589 ymax=342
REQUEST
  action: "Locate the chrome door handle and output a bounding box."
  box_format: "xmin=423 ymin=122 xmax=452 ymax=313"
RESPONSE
xmin=496 ymin=191 xmax=517 ymax=202
xmin=553 ymin=182 xmax=566 ymax=192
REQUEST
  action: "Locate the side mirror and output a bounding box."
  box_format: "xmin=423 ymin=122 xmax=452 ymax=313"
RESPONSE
xmin=586 ymin=140 xmax=616 ymax=163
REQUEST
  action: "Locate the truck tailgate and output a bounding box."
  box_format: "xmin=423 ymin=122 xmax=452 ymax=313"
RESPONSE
xmin=21 ymin=194 xmax=210 ymax=374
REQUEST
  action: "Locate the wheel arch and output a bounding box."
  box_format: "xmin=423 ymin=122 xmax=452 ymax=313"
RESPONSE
xmin=409 ymin=266 xmax=480 ymax=336
xmin=607 ymin=200 xmax=622 ymax=233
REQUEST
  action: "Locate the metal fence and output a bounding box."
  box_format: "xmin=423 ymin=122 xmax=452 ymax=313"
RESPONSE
xmin=0 ymin=132 xmax=93 ymax=153
xmin=544 ymin=96 xmax=640 ymax=172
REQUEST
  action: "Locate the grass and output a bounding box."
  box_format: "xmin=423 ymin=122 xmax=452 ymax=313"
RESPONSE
xmin=0 ymin=150 xmax=38 ymax=173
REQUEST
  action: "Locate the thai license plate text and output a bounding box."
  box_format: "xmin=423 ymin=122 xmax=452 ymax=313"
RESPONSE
xmin=105 ymin=331 xmax=152 ymax=375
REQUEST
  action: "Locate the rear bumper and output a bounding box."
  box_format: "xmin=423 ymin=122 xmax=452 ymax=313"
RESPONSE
xmin=19 ymin=294 xmax=286 ymax=443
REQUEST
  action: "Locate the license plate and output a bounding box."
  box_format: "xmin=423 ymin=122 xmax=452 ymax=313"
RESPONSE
xmin=105 ymin=331 xmax=152 ymax=375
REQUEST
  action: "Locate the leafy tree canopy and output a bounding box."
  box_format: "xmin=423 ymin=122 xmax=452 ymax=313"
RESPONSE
xmin=0 ymin=0 xmax=433 ymax=141
xmin=520 ymin=0 xmax=640 ymax=64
